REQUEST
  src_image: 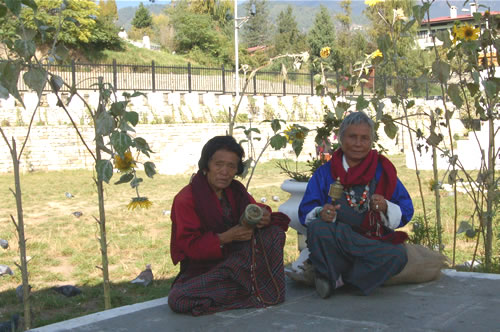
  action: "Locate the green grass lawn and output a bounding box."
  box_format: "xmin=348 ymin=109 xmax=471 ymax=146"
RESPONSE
xmin=0 ymin=156 xmax=497 ymax=327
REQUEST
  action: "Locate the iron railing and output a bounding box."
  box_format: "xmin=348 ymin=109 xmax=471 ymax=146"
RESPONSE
xmin=16 ymin=60 xmax=442 ymax=99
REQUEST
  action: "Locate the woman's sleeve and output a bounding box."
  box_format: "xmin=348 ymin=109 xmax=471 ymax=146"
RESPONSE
xmin=389 ymin=178 xmax=414 ymax=228
xmin=171 ymin=188 xmax=223 ymax=262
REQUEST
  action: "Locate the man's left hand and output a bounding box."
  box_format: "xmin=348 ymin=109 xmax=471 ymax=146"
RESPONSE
xmin=371 ymin=194 xmax=387 ymax=213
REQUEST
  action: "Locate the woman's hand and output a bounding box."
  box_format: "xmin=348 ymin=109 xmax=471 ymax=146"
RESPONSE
xmin=370 ymin=194 xmax=387 ymax=213
xmin=218 ymin=224 xmax=254 ymax=244
xmin=319 ymin=203 xmax=340 ymax=223
xmin=256 ymin=208 xmax=271 ymax=229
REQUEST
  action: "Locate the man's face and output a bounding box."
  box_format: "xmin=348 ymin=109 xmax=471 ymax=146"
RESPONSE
xmin=341 ymin=123 xmax=372 ymax=167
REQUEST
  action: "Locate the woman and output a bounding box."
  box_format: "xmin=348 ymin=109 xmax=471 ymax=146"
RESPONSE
xmin=168 ymin=136 xmax=290 ymax=315
xmin=299 ymin=111 xmax=414 ymax=298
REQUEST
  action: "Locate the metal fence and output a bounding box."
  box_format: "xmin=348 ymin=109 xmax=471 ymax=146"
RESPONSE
xmin=17 ymin=60 xmax=441 ymax=99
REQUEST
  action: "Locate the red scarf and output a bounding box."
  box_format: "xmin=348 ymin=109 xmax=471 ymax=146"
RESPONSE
xmin=330 ymin=149 xmax=408 ymax=244
xmin=191 ymin=170 xmax=249 ymax=234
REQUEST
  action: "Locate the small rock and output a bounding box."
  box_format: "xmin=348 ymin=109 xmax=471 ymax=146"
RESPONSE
xmin=65 ymin=192 xmax=74 ymax=199
xmin=0 ymin=239 xmax=8 ymax=249
xmin=272 ymin=195 xmax=280 ymax=202
xmin=260 ymin=197 xmax=267 ymax=203
xmin=162 ymin=210 xmax=170 ymax=216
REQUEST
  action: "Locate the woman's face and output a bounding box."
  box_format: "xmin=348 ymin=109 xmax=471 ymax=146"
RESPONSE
xmin=341 ymin=123 xmax=372 ymax=167
xmin=206 ymin=149 xmax=239 ymax=195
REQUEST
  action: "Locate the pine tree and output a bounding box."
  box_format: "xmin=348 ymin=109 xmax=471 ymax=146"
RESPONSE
xmin=241 ymin=0 xmax=272 ymax=48
xmin=273 ymin=5 xmax=307 ymax=55
xmin=308 ymin=5 xmax=339 ymax=69
xmin=132 ymin=3 xmax=153 ymax=29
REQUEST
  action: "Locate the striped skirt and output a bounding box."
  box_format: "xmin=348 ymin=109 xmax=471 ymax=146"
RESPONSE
xmin=307 ymin=220 xmax=407 ymax=295
xmin=168 ymin=225 xmax=286 ymax=316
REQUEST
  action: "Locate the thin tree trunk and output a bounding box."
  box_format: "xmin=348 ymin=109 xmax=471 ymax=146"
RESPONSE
xmin=11 ymin=139 xmax=32 ymax=329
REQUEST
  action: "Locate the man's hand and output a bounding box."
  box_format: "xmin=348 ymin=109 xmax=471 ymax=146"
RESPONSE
xmin=370 ymin=194 xmax=387 ymax=213
xmin=319 ymin=203 xmax=340 ymax=223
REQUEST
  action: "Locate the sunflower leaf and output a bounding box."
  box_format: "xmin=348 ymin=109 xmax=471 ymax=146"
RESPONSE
xmin=130 ymin=177 xmax=143 ymax=189
xmin=111 ymin=131 xmax=132 ymax=158
xmin=144 ymin=161 xmax=156 ymax=178
xmin=96 ymin=160 xmax=113 ymax=184
xmin=114 ymin=173 xmax=134 ymax=185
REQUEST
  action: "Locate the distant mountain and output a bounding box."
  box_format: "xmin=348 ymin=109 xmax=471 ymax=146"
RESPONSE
xmin=116 ymin=0 xmax=500 ymax=32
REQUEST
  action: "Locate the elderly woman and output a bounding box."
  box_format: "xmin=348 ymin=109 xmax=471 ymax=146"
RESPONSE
xmin=298 ymin=111 xmax=414 ymax=298
xmin=168 ymin=136 xmax=290 ymax=315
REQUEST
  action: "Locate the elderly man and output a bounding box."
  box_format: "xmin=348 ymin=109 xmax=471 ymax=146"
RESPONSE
xmin=295 ymin=111 xmax=414 ymax=298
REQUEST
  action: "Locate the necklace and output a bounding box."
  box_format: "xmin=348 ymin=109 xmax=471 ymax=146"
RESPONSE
xmin=344 ymin=184 xmax=370 ymax=213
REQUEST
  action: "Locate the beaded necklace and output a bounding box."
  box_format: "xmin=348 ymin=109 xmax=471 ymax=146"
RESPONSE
xmin=344 ymin=184 xmax=370 ymax=213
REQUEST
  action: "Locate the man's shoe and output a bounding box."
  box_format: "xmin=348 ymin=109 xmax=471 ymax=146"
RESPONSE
xmin=315 ymin=276 xmax=333 ymax=299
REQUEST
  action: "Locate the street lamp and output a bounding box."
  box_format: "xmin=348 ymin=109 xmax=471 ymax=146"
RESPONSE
xmin=233 ymin=1 xmax=256 ymax=100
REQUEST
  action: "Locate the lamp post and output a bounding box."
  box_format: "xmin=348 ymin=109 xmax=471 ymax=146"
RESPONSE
xmin=233 ymin=1 xmax=255 ymax=100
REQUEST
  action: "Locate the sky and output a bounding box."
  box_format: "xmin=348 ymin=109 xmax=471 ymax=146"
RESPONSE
xmin=113 ymin=0 xmax=500 ymax=14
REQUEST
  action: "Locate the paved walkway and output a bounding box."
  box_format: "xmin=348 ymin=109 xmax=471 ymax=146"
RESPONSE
xmin=30 ymin=270 xmax=500 ymax=332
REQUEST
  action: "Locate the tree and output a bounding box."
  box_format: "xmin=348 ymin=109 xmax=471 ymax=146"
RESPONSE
xmin=241 ymin=0 xmax=272 ymax=48
xmin=308 ymin=5 xmax=340 ymax=70
xmin=335 ymin=0 xmax=351 ymax=31
xmin=334 ymin=0 xmax=368 ymax=73
xmin=168 ymin=4 xmax=230 ymax=64
xmin=132 ymin=3 xmax=153 ymax=29
xmin=273 ymin=5 xmax=307 ymax=55
xmin=20 ymin=0 xmax=99 ymax=46
xmin=98 ymin=0 xmax=118 ymax=23
xmin=364 ymin=0 xmax=423 ymax=77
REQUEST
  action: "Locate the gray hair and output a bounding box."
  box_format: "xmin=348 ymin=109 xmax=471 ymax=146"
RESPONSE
xmin=338 ymin=112 xmax=375 ymax=147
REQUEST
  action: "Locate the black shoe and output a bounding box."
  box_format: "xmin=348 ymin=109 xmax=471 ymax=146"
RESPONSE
xmin=315 ymin=276 xmax=333 ymax=299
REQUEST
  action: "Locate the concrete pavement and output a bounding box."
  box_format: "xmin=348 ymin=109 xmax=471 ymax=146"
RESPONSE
xmin=30 ymin=270 xmax=500 ymax=332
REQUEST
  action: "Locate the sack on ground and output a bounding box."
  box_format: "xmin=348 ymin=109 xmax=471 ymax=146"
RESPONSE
xmin=384 ymin=243 xmax=450 ymax=286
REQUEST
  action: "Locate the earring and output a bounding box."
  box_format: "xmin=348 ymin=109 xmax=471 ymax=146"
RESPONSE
xmin=202 ymin=170 xmax=207 ymax=175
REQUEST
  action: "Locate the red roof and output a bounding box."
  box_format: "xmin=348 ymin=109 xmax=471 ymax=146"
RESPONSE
xmin=422 ymin=11 xmax=500 ymax=24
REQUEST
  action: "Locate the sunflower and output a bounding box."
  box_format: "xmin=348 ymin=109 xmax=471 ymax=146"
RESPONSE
xmin=127 ymin=197 xmax=153 ymax=210
xmin=365 ymin=0 xmax=384 ymax=7
xmin=320 ymin=47 xmax=331 ymax=59
xmin=114 ymin=151 xmax=136 ymax=172
xmin=370 ymin=49 xmax=383 ymax=59
xmin=451 ymin=24 xmax=461 ymax=45
xmin=284 ymin=125 xmax=307 ymax=143
xmin=458 ymin=24 xmax=480 ymax=41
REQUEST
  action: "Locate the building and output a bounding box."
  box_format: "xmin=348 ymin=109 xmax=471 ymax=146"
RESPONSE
xmin=417 ymin=3 xmax=500 ymax=49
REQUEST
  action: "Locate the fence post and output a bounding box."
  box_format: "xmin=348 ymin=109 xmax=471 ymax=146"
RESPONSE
xmin=283 ymin=79 xmax=286 ymax=96
xmin=151 ymin=60 xmax=156 ymax=92
xmin=310 ymin=71 xmax=314 ymax=96
xmin=112 ymin=59 xmax=117 ymax=92
xmin=253 ymin=73 xmax=257 ymax=95
xmin=336 ymin=69 xmax=340 ymax=95
xmin=71 ymin=60 xmax=76 ymax=89
xmin=222 ymin=64 xmax=226 ymax=94
xmin=425 ymin=79 xmax=429 ymax=100
xmin=383 ymin=74 xmax=387 ymax=97
xmin=187 ymin=62 xmax=192 ymax=93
